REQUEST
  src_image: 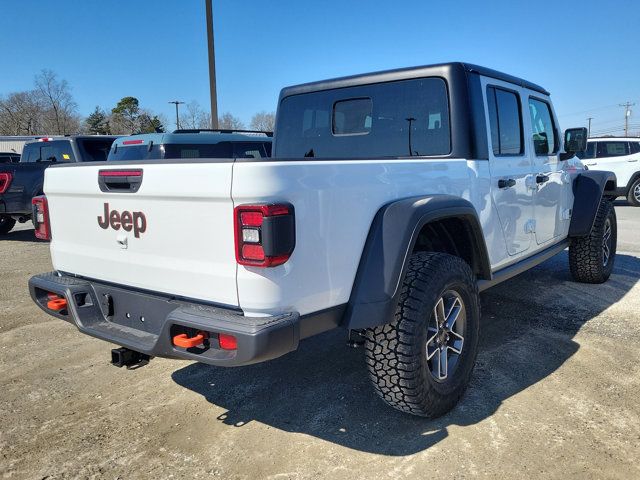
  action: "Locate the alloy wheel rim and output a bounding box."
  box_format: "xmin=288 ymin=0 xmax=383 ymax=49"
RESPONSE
xmin=603 ymin=218 xmax=612 ymax=267
xmin=425 ymin=290 xmax=466 ymax=381
xmin=634 ymin=183 xmax=640 ymax=203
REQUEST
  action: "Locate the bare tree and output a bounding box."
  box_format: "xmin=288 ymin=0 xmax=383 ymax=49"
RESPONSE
xmin=179 ymin=101 xmax=205 ymax=129
xmin=250 ymin=111 xmax=275 ymax=132
xmin=179 ymin=101 xmax=214 ymax=130
xmin=34 ymin=69 xmax=80 ymax=134
xmin=218 ymin=112 xmax=244 ymax=130
xmin=0 ymin=91 xmax=45 ymax=135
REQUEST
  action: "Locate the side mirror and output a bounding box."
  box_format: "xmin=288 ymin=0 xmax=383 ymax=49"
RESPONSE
xmin=564 ymin=127 xmax=588 ymax=155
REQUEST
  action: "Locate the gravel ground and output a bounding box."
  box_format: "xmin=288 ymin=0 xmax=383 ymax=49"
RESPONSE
xmin=1 ymin=203 xmax=639 ymax=479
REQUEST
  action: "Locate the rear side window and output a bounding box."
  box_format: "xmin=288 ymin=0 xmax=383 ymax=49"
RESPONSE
xmin=629 ymin=142 xmax=640 ymax=154
xmin=77 ymin=138 xmax=115 ymax=162
xmin=276 ymin=77 xmax=450 ymax=158
xmin=597 ymin=141 xmax=629 ymax=158
xmin=528 ymin=98 xmax=557 ymax=155
xmin=486 ymin=86 xmax=523 ymax=156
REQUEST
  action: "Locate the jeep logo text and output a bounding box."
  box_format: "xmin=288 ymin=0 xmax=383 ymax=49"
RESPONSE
xmin=98 ymin=203 xmax=147 ymax=238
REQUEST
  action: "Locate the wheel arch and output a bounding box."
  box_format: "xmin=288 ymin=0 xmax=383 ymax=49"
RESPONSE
xmin=624 ymin=171 xmax=640 ymax=194
xmin=344 ymin=195 xmax=491 ymax=330
xmin=569 ymin=170 xmax=617 ymax=237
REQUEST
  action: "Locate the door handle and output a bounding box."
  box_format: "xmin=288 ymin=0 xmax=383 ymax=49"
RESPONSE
xmin=585 ymin=162 xmax=597 ymax=166
xmin=627 ymin=159 xmax=638 ymax=163
xmin=498 ymin=178 xmax=516 ymax=189
xmin=536 ymin=174 xmax=550 ymax=184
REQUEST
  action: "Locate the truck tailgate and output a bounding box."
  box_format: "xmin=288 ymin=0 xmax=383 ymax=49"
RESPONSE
xmin=44 ymin=162 xmax=238 ymax=307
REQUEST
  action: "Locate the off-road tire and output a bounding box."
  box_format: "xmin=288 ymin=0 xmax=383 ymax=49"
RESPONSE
xmin=364 ymin=252 xmax=480 ymax=418
xmin=0 ymin=215 xmax=16 ymax=235
xmin=627 ymin=178 xmax=640 ymax=207
xmin=569 ymin=199 xmax=617 ymax=283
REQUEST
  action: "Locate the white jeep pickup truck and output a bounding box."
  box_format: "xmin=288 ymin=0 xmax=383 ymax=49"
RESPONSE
xmin=30 ymin=62 xmax=618 ymax=418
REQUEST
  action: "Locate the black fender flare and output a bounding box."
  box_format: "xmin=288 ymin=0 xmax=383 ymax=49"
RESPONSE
xmin=569 ymin=170 xmax=617 ymax=237
xmin=344 ymin=195 xmax=491 ymax=330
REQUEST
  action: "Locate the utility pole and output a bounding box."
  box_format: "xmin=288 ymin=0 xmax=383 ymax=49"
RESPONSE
xmin=205 ymin=0 xmax=219 ymax=129
xmin=169 ymin=100 xmax=185 ymax=130
xmin=620 ymin=102 xmax=635 ymax=136
xmin=587 ymin=117 xmax=593 ymax=137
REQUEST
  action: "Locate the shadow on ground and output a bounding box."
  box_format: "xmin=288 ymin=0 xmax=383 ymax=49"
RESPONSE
xmin=0 ymin=226 xmax=43 ymax=243
xmin=174 ymin=252 xmax=638 ymax=455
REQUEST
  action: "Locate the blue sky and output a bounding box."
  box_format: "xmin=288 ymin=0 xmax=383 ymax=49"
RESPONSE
xmin=1 ymin=0 xmax=639 ymax=134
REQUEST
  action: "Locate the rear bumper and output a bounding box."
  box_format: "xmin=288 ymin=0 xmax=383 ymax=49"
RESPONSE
xmin=29 ymin=272 xmax=302 ymax=367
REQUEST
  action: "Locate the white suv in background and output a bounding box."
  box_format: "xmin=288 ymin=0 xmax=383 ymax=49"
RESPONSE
xmin=579 ymin=138 xmax=640 ymax=205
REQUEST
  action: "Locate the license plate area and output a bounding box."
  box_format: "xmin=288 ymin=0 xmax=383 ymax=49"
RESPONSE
xmin=93 ymin=284 xmax=176 ymax=335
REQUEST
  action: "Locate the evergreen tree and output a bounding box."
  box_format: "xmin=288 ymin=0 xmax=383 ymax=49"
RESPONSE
xmin=84 ymin=106 xmax=110 ymax=134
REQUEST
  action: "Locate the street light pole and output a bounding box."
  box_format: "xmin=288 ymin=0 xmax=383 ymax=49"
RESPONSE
xmin=205 ymin=0 xmax=219 ymax=129
xmin=587 ymin=117 xmax=593 ymax=137
xmin=169 ymin=100 xmax=185 ymax=130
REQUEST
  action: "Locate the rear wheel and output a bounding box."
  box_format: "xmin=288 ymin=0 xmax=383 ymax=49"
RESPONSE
xmin=364 ymin=252 xmax=480 ymax=417
xmin=569 ymin=199 xmax=617 ymax=283
xmin=627 ymin=178 xmax=640 ymax=206
xmin=0 ymin=215 xmax=16 ymax=235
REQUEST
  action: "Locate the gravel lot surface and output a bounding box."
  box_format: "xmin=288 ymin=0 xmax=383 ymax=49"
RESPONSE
xmin=1 ymin=202 xmax=639 ymax=479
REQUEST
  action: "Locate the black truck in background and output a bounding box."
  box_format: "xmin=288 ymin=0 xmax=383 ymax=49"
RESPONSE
xmin=0 ymin=136 xmax=117 ymax=234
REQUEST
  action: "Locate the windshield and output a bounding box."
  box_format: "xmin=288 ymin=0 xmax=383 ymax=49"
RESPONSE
xmin=108 ymin=142 xmax=271 ymax=161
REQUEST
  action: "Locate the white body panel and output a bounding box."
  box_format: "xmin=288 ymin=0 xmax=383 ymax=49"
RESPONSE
xmin=233 ymin=158 xmax=501 ymax=316
xmin=45 ymin=163 xmax=239 ymax=307
xmin=582 ymin=138 xmax=640 ymax=189
xmin=43 ymin=74 xmax=578 ymax=321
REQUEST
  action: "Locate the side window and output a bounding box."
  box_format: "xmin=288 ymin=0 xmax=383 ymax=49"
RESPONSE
xmin=629 ymin=142 xmax=640 ymax=155
xmin=578 ymin=142 xmax=596 ymax=159
xmin=21 ymin=145 xmax=39 ymax=163
xmin=597 ymin=141 xmax=629 ymax=158
xmin=528 ymin=98 xmax=557 ymax=155
xmin=486 ymin=86 xmax=523 ymax=156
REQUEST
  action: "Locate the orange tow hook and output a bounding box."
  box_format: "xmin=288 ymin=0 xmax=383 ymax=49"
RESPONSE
xmin=173 ymin=332 xmax=206 ymax=348
xmin=47 ymin=297 xmax=67 ymax=311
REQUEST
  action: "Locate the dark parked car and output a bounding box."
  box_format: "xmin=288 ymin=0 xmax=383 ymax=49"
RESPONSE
xmin=0 ymin=152 xmax=20 ymax=164
xmin=0 ymin=136 xmax=117 ymax=234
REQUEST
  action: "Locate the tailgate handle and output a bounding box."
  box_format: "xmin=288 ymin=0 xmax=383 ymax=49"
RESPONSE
xmin=98 ymin=169 xmax=143 ymax=193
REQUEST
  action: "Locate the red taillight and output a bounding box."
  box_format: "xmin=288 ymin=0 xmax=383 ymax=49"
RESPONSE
xmin=98 ymin=169 xmax=142 ymax=177
xmin=0 ymin=172 xmax=12 ymax=194
xmin=219 ymin=333 xmax=237 ymax=350
xmin=234 ymin=204 xmax=295 ymax=267
xmin=32 ymin=195 xmax=51 ymax=240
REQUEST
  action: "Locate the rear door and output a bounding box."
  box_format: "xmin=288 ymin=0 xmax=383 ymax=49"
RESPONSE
xmin=45 ymin=161 xmax=238 ymax=306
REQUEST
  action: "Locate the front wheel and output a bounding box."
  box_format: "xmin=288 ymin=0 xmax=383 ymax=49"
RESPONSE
xmin=627 ymin=178 xmax=640 ymax=207
xmin=364 ymin=252 xmax=480 ymax=418
xmin=0 ymin=214 xmax=16 ymax=235
xmin=569 ymin=199 xmax=617 ymax=283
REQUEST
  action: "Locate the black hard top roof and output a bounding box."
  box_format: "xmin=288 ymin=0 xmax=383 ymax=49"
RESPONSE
xmin=279 ymin=62 xmax=549 ymax=99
